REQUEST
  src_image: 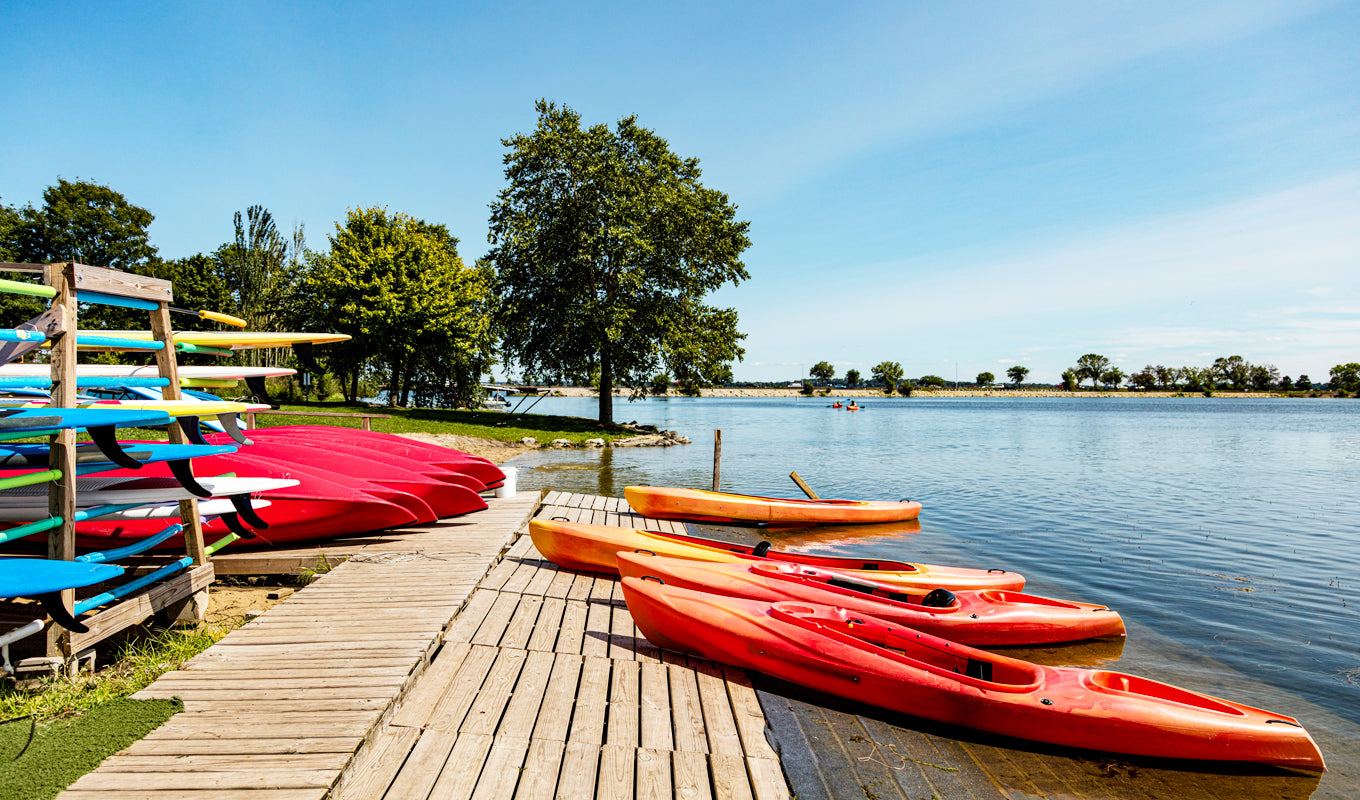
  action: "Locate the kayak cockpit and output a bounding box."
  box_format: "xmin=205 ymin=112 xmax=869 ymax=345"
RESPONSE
xmin=1085 ymin=671 xmax=1247 ymax=715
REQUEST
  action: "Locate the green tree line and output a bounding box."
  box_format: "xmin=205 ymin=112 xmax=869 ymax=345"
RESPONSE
xmin=2 ymin=102 xmax=751 ymax=422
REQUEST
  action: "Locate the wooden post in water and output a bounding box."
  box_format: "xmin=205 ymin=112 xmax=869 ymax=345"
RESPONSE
xmin=712 ymin=430 xmax=722 ymax=491
xmin=790 ymin=471 xmax=820 ymax=499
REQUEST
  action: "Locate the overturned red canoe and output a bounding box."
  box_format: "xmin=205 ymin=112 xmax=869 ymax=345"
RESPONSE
xmin=622 ymin=579 xmax=1326 ymax=772
xmin=77 ymin=455 xmax=421 ymax=547
xmin=201 ymin=436 xmax=487 ymax=518
xmin=244 ymin=426 xmax=505 ymax=487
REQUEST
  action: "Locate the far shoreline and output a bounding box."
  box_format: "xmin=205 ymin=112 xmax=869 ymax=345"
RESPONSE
xmin=542 ymin=386 xmax=1306 ymax=399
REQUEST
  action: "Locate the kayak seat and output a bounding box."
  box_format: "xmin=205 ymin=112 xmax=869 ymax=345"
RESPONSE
xmin=965 ymin=658 xmax=993 ymax=682
xmin=920 ymin=588 xmax=957 ymax=608
xmin=752 ymin=541 xmax=772 ymax=557
xmin=828 ymin=576 xmax=880 ymax=595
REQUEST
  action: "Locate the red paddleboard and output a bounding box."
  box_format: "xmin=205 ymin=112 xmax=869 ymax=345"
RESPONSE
xmin=77 ymin=456 xmax=421 ymax=546
xmin=249 ymin=426 xmax=505 ymax=487
xmin=201 ymin=436 xmax=486 ymax=518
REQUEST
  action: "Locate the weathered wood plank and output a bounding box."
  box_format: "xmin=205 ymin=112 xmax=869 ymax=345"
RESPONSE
xmin=469 ymin=735 xmax=530 ymax=799
xmin=670 ymin=663 xmax=710 ymax=754
xmin=459 ymin=647 xmax=528 ymax=735
xmin=596 ymin=743 xmax=636 ymax=800
xmin=636 ymin=747 xmax=673 ymax=800
xmin=380 ymin=729 xmax=459 ymax=800
xmin=530 ymin=653 xmax=584 ymax=742
xmin=554 ymin=740 xmax=601 ymax=799
xmin=640 ymin=660 xmax=674 ymax=751
xmin=426 ymin=732 xmax=494 ymax=799
xmin=512 ymin=738 xmax=565 ymax=800
xmin=423 ymin=645 xmax=501 ymax=732
xmin=334 ymin=725 xmax=419 ymax=800
xmin=497 ymin=649 xmax=556 ymax=740
xmin=555 ymin=600 xmax=589 ymax=655
xmin=695 ymin=661 xmax=745 ymax=757
xmin=567 ymin=656 xmax=612 ymax=744
xmin=674 ymin=749 xmax=716 ymax=800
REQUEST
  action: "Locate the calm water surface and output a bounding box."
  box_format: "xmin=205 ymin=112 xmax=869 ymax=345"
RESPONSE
xmin=508 ymin=396 xmax=1359 ymax=793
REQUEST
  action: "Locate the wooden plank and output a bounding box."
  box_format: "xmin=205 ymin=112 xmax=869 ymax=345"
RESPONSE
xmin=566 ymin=572 xmax=595 ymax=601
xmin=380 ymin=729 xmax=459 ymax=800
xmin=499 ymin=594 xmax=544 ymax=650
xmin=640 ymin=661 xmax=674 ymax=751
xmin=459 ymin=647 xmax=528 ymax=735
xmin=674 ymin=750 xmax=716 ymax=800
xmin=722 ymin=667 xmax=779 ymax=760
xmin=582 ymin=600 xmax=612 ymax=658
xmin=422 ymin=645 xmax=501 ymax=732
xmin=444 ymin=589 xmax=500 ymax=643
xmin=609 ymin=601 xmax=636 ymax=661
xmin=469 ymin=735 xmax=530 ymax=799
xmin=525 ymin=596 xmax=565 ymax=652
xmin=695 ymin=662 xmax=745 ymax=757
xmin=470 ymin=591 xmax=522 ymax=646
xmin=746 ymin=756 xmax=792 ymax=800
xmin=636 ymin=747 xmax=673 ymax=800
xmin=543 ymin=568 xmax=577 ymax=599
xmin=497 ymin=649 xmax=556 ymax=739
xmin=521 ymin=561 xmax=558 ymax=596
xmin=63 ymin=771 xmax=337 ymax=792
xmin=95 ymin=753 xmax=351 ymax=772
xmin=607 ymin=660 xmax=641 ymax=747
xmin=334 ymin=725 xmax=419 ymax=800
xmin=60 ymin=792 xmax=324 ymax=800
xmin=426 ymin=732 xmax=494 ymax=800
xmin=71 ymin=564 xmax=215 ymax=651
xmin=553 ymin=740 xmax=601 ymax=800
xmin=512 ymin=738 xmax=565 ymax=800
xmin=567 ymin=656 xmax=612 ymax=744
xmin=388 ymin=642 xmax=471 ymax=727
xmin=596 ymin=743 xmax=636 ymax=800
xmin=530 ymin=653 xmax=584 ymax=742
xmin=117 ymin=738 xmax=359 ymax=757
xmin=711 ymin=753 xmax=757 ymax=800
xmin=670 ymin=663 xmax=709 ymax=754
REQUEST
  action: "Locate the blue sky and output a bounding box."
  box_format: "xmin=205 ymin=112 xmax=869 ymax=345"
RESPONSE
xmin=3 ymin=1 xmax=1356 ymax=383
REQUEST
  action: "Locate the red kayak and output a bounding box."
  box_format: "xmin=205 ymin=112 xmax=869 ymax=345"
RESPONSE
xmin=200 ymin=436 xmax=486 ymax=518
xmin=622 ymin=579 xmax=1326 ymax=772
xmin=614 ymin=552 xmax=1124 ymax=646
xmin=246 ymin=426 xmax=505 ymax=487
xmin=77 ymin=457 xmax=422 ymax=547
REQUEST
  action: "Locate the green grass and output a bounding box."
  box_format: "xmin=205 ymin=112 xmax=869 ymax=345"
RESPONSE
xmin=0 ymin=697 xmax=181 ymax=800
xmin=0 ymin=623 xmax=232 ymax=722
xmin=253 ymin=400 xmax=639 ymax=445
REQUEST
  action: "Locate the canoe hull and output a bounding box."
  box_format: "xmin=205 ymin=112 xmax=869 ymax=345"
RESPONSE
xmin=625 ymin=485 xmax=921 ymax=524
xmin=614 ymin=552 xmax=1123 ymax=645
xmin=622 ymin=579 xmax=1326 ymax=772
xmin=529 ymin=518 xmax=1024 ymax=591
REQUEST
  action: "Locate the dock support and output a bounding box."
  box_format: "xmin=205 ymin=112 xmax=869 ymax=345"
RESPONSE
xmin=712 ymin=429 xmax=722 ymax=491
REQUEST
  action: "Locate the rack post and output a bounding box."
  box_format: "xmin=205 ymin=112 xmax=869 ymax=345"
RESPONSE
xmin=151 ymin=302 xmax=209 ymax=626
xmin=45 ymin=262 xmax=79 ymax=659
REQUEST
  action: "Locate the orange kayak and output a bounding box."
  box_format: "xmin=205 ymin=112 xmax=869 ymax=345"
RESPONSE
xmin=615 ymin=552 xmax=1122 ymax=645
xmin=625 ymin=485 xmax=921 ymax=524
xmin=528 ymin=518 xmax=1024 ymax=591
xmin=621 ymin=578 xmax=1326 ymax=772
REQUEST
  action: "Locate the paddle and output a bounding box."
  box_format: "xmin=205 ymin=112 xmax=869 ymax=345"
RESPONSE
xmin=75 ymin=290 xmax=247 ymax=327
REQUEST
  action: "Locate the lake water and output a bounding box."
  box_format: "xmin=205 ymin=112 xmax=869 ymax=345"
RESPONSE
xmin=507 ymin=395 xmax=1360 ymax=794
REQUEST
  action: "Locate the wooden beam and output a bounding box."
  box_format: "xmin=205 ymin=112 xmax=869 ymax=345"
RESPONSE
xmin=46 ymin=262 xmax=78 ymax=659
xmin=70 ymin=564 xmax=215 ymax=652
xmin=71 ymin=263 xmax=173 ymax=303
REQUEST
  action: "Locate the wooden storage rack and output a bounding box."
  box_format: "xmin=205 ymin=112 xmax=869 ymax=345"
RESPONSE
xmin=7 ymin=261 xmax=214 ymax=662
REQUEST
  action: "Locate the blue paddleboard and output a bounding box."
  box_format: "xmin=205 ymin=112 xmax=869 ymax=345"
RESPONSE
xmin=0 ymin=442 xmax=237 ymax=471
xmin=0 ymin=557 xmax=124 ymax=598
xmin=0 ymin=408 xmax=172 ymax=432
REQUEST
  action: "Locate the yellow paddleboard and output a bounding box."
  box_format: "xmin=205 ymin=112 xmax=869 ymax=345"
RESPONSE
xmin=71 ymin=331 xmax=351 ymax=351
xmin=24 ymin=401 xmax=252 ymax=418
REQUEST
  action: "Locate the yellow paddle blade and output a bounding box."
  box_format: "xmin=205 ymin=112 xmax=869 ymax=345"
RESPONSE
xmin=198 ymin=310 xmax=248 ymax=328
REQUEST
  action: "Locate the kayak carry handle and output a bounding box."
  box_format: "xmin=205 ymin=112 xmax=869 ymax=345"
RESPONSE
xmin=640 ymin=575 xmax=665 ymax=584
xmin=551 ymin=516 xmax=570 ymax=521
xmin=633 ymin=549 xmax=656 ymax=557
xmin=752 ymin=541 xmax=773 ymax=557
xmin=988 ymin=568 xmax=1008 ymax=574
xmin=1266 ymin=719 xmax=1303 ymax=727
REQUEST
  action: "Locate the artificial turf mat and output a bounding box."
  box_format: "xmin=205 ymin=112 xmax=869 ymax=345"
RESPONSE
xmin=0 ymin=698 xmax=181 ymax=800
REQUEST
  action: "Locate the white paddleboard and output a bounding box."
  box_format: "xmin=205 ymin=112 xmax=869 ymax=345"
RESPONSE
xmin=0 ymin=476 xmax=298 ymax=511
xmin=0 ymin=365 xmax=297 ymax=379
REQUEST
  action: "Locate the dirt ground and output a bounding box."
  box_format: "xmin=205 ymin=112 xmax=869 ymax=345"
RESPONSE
xmin=394 ymin=432 xmax=533 ymax=464
xmin=206 ymin=583 xmax=293 ymax=622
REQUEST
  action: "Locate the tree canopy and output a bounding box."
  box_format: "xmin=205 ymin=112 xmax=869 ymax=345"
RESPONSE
xmin=871 ymin=361 xmax=903 ymax=393
xmin=809 ymin=361 xmax=835 ymax=385
xmin=1074 ymin=353 xmax=1110 ymax=388
xmin=293 ymin=207 xmax=495 ymax=407
xmin=486 ymin=101 xmax=751 ymax=425
xmin=976 ymin=371 xmax=995 ymax=386
xmin=1006 ymin=365 xmax=1029 ymax=386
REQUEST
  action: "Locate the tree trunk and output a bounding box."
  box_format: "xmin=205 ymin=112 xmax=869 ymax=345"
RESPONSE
xmin=598 ymin=350 xmax=613 ymax=426
xmin=349 ymin=371 xmax=359 ymax=403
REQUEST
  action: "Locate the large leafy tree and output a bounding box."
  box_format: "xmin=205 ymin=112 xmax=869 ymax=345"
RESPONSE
xmin=293 ymin=207 xmax=494 ymax=406
xmin=1074 ymin=353 xmax=1110 ymax=388
xmin=1006 ymin=365 xmax=1029 ymax=387
xmin=871 ymin=361 xmax=903 ymax=393
xmin=809 ymin=361 xmax=835 ymax=386
xmin=487 ymin=101 xmax=751 ymax=425
xmin=2 ymin=179 xmax=158 ymax=329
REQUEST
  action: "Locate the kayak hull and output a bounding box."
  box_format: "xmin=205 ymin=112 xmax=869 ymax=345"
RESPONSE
xmin=614 ymin=552 xmax=1123 ymax=645
xmin=529 ymin=518 xmax=1024 ymax=591
xmin=621 ymin=579 xmax=1326 ymax=772
xmin=625 ymin=485 xmax=921 ymax=524
xmin=242 ymin=427 xmax=505 ymax=488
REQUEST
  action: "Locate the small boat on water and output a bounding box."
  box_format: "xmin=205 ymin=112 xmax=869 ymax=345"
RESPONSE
xmin=529 ymin=518 xmax=1024 ymax=591
xmin=621 ymin=578 xmax=1326 ymax=772
xmin=625 ymin=485 xmax=920 ymax=524
xmin=615 ymin=551 xmax=1124 ymax=646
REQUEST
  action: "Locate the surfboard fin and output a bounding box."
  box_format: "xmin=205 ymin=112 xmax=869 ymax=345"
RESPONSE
xmin=219 ymin=512 xmax=257 ymax=539
xmin=36 ymin=593 xmax=89 ymax=633
xmin=227 ymin=494 xmax=269 ymax=529
xmin=177 ymin=416 xmax=209 ymax=445
xmin=216 ymin=413 xmax=252 ymax=446
xmin=86 ymin=425 xmax=144 ymax=469
xmin=167 ymin=459 xmax=213 ymax=498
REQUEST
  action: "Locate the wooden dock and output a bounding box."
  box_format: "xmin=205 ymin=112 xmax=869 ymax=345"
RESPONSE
xmin=58 ymin=491 xmax=1331 ymax=799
